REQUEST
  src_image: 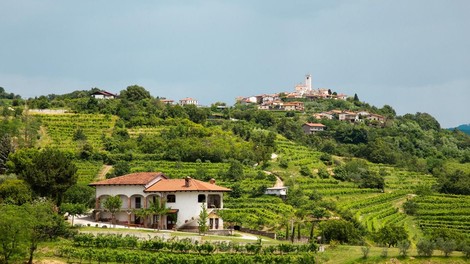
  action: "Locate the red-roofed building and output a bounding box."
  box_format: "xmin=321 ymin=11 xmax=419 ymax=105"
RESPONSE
xmin=89 ymin=173 xmax=230 ymax=231
xmin=91 ymin=90 xmax=118 ymax=99
xmin=302 ymin=123 xmax=326 ymax=134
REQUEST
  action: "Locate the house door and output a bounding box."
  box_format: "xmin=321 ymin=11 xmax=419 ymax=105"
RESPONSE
xmin=167 ymin=213 xmax=177 ymax=230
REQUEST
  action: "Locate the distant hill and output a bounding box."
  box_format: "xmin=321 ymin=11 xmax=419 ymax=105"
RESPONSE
xmin=449 ymin=124 xmax=470 ymax=135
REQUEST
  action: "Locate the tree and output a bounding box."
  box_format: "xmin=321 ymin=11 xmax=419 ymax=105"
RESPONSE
xmin=148 ymin=199 xmax=171 ymax=230
xmin=353 ymin=93 xmax=360 ymax=102
xmin=417 ymin=238 xmax=434 ymax=257
xmin=18 ymin=149 xmax=77 ymax=205
xmin=112 ymin=161 xmax=130 ymax=178
xmin=134 ymin=208 xmax=152 ymax=227
xmin=198 ymin=203 xmax=209 ymax=235
xmin=319 ymin=219 xmax=361 ymax=244
xmin=398 ymin=239 xmax=411 ymax=257
xmin=72 ymin=127 xmax=87 ymax=141
xmin=0 ymin=134 xmax=14 ymax=174
xmin=24 ymin=201 xmax=66 ymax=264
xmin=0 ymin=179 xmax=32 ymax=205
xmin=103 ymin=195 xmax=123 ymax=226
xmin=375 ymin=225 xmax=408 ymax=247
xmin=120 ymin=85 xmax=151 ymax=102
xmin=60 ymin=203 xmax=87 ymax=226
xmin=63 ymin=184 xmax=95 ymax=207
xmin=0 ymin=204 xmax=30 ymax=264
xmin=402 ymin=199 xmax=418 ymax=215
xmin=225 ymin=159 xmax=244 ymax=181
xmin=436 ymin=238 xmax=456 ymax=257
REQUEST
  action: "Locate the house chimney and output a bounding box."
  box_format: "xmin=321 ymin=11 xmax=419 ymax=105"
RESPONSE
xmin=209 ymin=178 xmax=216 ymax=184
xmin=185 ymin=176 xmax=191 ymax=187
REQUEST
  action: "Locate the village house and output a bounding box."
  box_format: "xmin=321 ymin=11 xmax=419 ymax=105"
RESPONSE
xmin=338 ymin=111 xmax=358 ymax=123
xmin=179 ymin=98 xmax=199 ymax=106
xmin=89 ymin=172 xmax=231 ymax=231
xmin=367 ymin=113 xmax=385 ymax=123
xmin=282 ymin=101 xmax=304 ymax=111
xmin=302 ymin=123 xmax=326 ymax=134
xmin=91 ymin=91 xmax=118 ymax=99
xmin=265 ymin=187 xmax=288 ymax=198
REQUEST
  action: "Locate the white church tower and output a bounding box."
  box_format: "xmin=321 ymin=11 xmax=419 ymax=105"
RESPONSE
xmin=305 ymin=74 xmax=312 ymax=91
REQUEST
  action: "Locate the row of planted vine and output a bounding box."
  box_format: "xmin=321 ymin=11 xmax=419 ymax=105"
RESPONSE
xmin=414 ymin=194 xmax=470 ymax=237
xmin=55 ymin=233 xmax=318 ymax=264
xmin=56 ymin=247 xmax=316 ymax=264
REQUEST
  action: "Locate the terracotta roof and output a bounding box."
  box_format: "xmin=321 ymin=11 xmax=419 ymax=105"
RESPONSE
xmin=145 ymin=178 xmax=231 ymax=192
xmin=304 ymin=123 xmax=326 ymax=127
xmin=89 ymin=172 xmax=166 ymax=186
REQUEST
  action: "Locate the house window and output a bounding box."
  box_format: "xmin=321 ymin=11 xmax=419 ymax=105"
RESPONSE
xmin=198 ymin=194 xmax=206 ymax=203
xmin=135 ymin=197 xmax=141 ymax=208
xmin=167 ymin=194 xmax=176 ymax=203
xmin=208 ymin=194 xmax=221 ymax=208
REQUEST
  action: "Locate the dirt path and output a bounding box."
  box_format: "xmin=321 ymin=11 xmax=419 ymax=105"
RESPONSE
xmin=96 ymin=165 xmax=113 ymax=181
xmin=274 ymin=176 xmax=284 ymax=187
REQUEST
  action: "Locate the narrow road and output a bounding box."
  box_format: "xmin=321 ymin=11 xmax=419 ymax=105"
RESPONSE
xmin=274 ymin=176 xmax=284 ymax=187
xmin=96 ymin=165 xmax=112 ymax=181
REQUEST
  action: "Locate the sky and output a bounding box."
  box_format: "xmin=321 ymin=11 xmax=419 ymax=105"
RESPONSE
xmin=1 ymin=0 xmax=469 ymax=128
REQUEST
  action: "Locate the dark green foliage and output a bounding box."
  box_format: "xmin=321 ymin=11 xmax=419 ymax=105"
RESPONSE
xmin=229 ymin=183 xmax=242 ymax=198
xmin=225 ymin=159 xmax=244 ymax=181
xmin=183 ymin=104 xmax=209 ymax=124
xmin=299 ymin=165 xmax=313 ymax=177
xmin=16 ymin=148 xmax=77 ymax=205
xmin=436 ymin=238 xmax=456 ymax=257
xmin=0 ymin=179 xmax=32 ymax=205
xmin=111 ymin=161 xmax=130 ymax=178
xmin=398 ymin=239 xmax=411 ymax=257
xmin=60 ymin=203 xmax=87 ymax=226
xmin=319 ymin=219 xmax=361 ymax=244
xmin=317 ymin=167 xmax=330 ymax=179
xmin=72 ymin=127 xmax=87 ymax=141
xmin=416 ymin=238 xmax=434 ymax=257
xmin=0 ymin=134 xmax=14 ymax=174
xmin=402 ymin=199 xmax=418 ymax=215
xmin=63 ymin=184 xmax=95 ymax=207
xmin=103 ymin=195 xmax=123 ymax=226
xmin=437 ymin=169 xmax=470 ymax=195
xmin=374 ymin=225 xmax=408 ymax=247
xmin=120 ymin=85 xmax=151 ymax=102
xmin=279 ymin=158 xmax=289 ymax=168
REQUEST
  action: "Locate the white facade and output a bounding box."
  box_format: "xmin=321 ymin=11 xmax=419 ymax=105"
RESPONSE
xmin=265 ymin=187 xmax=287 ymax=196
xmin=91 ymin=174 xmax=229 ymax=231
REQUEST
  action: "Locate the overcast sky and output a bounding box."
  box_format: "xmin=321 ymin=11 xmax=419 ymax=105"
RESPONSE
xmin=1 ymin=1 xmax=469 ymax=127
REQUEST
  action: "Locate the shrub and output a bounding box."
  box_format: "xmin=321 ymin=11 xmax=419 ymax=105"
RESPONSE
xmin=417 ymin=238 xmax=434 ymax=257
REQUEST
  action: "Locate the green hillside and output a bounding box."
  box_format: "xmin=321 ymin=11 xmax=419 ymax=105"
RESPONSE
xmin=1 ymin=86 xmax=469 ymax=263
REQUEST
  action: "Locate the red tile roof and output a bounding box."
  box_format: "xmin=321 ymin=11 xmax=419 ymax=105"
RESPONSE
xmin=89 ymin=172 xmax=167 ymax=186
xmin=145 ymin=178 xmax=231 ymax=193
xmin=304 ymin=123 xmax=326 ymax=127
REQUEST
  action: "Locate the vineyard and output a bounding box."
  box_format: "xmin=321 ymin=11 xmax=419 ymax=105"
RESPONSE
xmin=74 ymin=160 xmax=103 ymax=184
xmin=414 ymin=194 xmax=470 ymax=237
xmin=23 ymin=112 xmax=470 ymax=247
xmin=34 ymin=113 xmax=117 ymax=151
xmin=54 ymin=233 xmax=317 ymax=264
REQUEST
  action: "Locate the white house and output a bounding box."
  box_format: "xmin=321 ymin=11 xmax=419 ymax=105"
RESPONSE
xmin=91 ymin=91 xmax=118 ymax=99
xmin=265 ymin=187 xmax=288 ymax=197
xmin=89 ymin=172 xmax=231 ymax=231
xmin=179 ymin=98 xmax=199 ymax=106
xmin=302 ymin=123 xmax=326 ymax=134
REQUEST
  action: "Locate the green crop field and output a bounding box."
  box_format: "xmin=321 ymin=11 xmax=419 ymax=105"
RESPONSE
xmin=34 ymin=113 xmax=117 ymax=151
